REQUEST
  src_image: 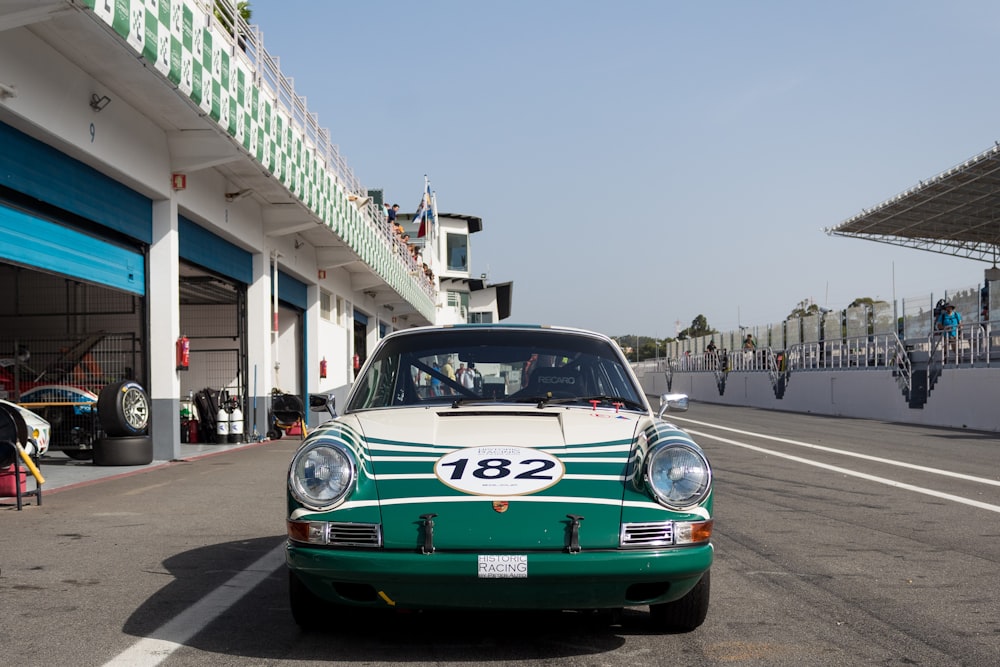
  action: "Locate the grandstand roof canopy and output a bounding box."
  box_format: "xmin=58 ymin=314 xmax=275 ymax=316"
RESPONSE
xmin=826 ymin=143 xmax=1000 ymax=263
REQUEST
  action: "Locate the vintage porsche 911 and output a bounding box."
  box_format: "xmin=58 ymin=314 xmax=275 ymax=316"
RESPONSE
xmin=286 ymin=325 xmax=713 ymax=631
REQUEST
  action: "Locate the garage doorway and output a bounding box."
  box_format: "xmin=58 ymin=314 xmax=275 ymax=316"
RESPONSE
xmin=179 ymin=261 xmax=248 ymax=439
xmin=353 ymin=310 xmax=369 ymax=378
xmin=0 ymin=264 xmax=146 ymax=457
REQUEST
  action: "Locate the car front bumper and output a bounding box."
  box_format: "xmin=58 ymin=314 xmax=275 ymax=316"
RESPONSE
xmin=287 ymin=542 xmax=713 ymax=610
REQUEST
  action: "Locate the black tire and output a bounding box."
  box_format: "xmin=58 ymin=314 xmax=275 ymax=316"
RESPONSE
xmin=0 ymin=443 xmax=15 ymax=469
xmin=266 ymin=428 xmax=283 ymax=440
xmin=98 ymin=380 xmax=150 ymax=437
xmin=649 ymin=570 xmax=710 ymax=633
xmin=92 ymin=435 xmax=153 ymax=466
xmin=289 ymin=570 xmax=338 ymax=632
xmin=62 ymin=449 xmax=94 ymax=461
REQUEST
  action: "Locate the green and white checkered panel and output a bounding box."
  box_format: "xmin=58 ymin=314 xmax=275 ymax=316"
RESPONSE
xmin=80 ymin=0 xmax=435 ymax=319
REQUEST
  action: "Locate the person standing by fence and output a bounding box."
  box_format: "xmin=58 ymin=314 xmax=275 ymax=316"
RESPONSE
xmin=936 ymin=302 xmax=962 ymax=360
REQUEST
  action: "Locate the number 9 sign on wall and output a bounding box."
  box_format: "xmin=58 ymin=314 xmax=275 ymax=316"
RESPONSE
xmin=434 ymin=447 xmax=565 ymax=496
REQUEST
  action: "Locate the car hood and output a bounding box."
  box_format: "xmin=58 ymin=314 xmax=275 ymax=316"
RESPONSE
xmin=339 ymin=405 xmax=653 ymax=551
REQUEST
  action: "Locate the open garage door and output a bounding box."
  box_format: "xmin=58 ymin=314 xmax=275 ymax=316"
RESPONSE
xmin=178 ymin=261 xmax=247 ymax=415
xmin=178 ymin=219 xmax=251 ymax=443
xmin=0 ymin=205 xmax=147 ymax=458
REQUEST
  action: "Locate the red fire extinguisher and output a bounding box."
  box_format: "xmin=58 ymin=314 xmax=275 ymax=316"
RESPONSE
xmin=320 ymin=357 xmax=328 ymax=379
xmin=176 ymin=335 xmax=190 ymax=371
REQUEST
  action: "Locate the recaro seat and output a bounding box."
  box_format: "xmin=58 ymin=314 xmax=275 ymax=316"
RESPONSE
xmin=526 ymin=366 xmax=585 ymax=398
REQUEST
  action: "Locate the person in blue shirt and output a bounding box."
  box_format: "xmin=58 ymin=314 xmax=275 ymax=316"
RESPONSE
xmin=430 ymin=361 xmax=442 ymax=397
xmin=936 ymin=303 xmax=962 ymax=357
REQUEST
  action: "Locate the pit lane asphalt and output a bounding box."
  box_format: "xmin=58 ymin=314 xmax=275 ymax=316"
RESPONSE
xmin=4 ymin=438 xmax=282 ymax=501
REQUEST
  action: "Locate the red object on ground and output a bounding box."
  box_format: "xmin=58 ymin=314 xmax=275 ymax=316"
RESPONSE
xmin=0 ymin=464 xmax=27 ymax=496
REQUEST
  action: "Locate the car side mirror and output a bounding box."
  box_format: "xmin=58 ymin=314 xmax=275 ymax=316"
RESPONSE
xmin=657 ymin=393 xmax=688 ymax=418
xmin=309 ymin=392 xmax=337 ymax=419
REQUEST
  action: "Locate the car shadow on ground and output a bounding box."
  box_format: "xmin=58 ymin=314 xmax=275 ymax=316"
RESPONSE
xmin=120 ymin=537 xmax=691 ymax=662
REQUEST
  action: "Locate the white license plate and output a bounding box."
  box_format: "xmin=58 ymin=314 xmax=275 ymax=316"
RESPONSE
xmin=477 ymin=555 xmax=528 ymax=578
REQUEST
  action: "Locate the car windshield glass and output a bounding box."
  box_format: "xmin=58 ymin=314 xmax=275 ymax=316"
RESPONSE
xmin=346 ymin=328 xmax=645 ymax=412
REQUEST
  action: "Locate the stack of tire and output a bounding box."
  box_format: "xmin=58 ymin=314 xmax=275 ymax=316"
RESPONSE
xmin=92 ymin=380 xmax=152 ymax=466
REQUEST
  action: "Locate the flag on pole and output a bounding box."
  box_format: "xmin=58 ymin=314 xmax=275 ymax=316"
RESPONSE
xmin=415 ymin=176 xmax=434 ymax=238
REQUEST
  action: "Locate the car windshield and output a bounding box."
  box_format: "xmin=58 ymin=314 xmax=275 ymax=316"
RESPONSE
xmin=346 ymin=327 xmax=645 ymax=412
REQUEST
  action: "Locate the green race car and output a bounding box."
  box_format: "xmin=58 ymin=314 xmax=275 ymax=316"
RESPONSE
xmin=286 ymin=325 xmax=713 ymax=632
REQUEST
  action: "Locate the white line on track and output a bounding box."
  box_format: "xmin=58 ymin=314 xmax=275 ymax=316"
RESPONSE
xmin=681 ymin=426 xmax=1000 ymax=514
xmin=673 ymin=416 xmax=1000 ymax=487
xmin=103 ymin=543 xmax=286 ymax=667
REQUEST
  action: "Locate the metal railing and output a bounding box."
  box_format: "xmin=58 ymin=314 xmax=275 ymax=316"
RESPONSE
xmin=663 ymin=320 xmax=1000 ymax=400
xmin=786 ymin=332 xmax=912 ymax=394
xmin=193 ymin=1 xmax=436 ymax=301
xmin=788 ymin=333 xmax=905 ymax=371
xmin=922 ymin=319 xmax=997 ymax=367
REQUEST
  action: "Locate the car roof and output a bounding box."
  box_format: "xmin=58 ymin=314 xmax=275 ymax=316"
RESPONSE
xmin=382 ymin=323 xmax=613 ymax=343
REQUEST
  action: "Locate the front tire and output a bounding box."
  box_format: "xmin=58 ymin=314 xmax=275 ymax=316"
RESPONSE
xmin=649 ymin=570 xmax=710 ymax=633
xmin=289 ymin=570 xmax=340 ymax=632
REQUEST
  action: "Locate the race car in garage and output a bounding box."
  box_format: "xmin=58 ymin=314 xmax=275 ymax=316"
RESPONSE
xmin=0 ymin=335 xmax=148 ymax=459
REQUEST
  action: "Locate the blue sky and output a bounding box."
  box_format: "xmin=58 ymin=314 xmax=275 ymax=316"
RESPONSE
xmin=252 ymin=1 xmax=1000 ymax=337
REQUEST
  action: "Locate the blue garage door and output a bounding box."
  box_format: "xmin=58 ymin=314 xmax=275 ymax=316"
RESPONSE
xmin=0 ymin=121 xmax=150 ymax=293
xmin=0 ymin=203 xmax=145 ymax=294
xmin=179 ymin=216 xmax=252 ymax=284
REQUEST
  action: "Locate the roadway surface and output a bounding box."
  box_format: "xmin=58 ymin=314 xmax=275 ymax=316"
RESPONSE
xmin=2 ymin=404 xmax=998 ymax=666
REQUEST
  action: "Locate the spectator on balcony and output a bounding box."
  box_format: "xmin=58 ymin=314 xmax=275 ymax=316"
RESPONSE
xmin=705 ymin=340 xmax=718 ymax=369
xmin=936 ymin=302 xmax=962 ymax=356
xmin=742 ymin=334 xmax=756 ymax=368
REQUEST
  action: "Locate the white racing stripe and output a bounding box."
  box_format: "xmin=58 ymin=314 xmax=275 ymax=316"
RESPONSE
xmin=103 ymin=543 xmax=286 ymax=667
xmin=675 ymin=416 xmax=1000 ymax=487
xmin=684 ymin=428 xmax=1000 ymax=514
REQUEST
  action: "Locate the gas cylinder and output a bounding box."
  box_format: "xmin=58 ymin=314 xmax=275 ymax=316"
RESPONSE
xmin=215 ymin=390 xmax=230 ymax=444
xmin=188 ymin=418 xmax=200 ymax=443
xmin=228 ymin=398 xmax=244 ymax=443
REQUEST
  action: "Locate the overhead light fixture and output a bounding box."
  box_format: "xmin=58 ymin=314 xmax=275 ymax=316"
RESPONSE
xmin=225 ymin=189 xmax=253 ymax=203
xmin=89 ymin=93 xmax=111 ymax=112
xmin=364 ymin=290 xmax=377 ymax=299
xmin=0 ymin=82 xmax=16 ymax=100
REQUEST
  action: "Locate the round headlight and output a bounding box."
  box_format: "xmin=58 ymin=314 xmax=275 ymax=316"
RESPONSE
xmin=645 ymin=443 xmax=711 ymax=509
xmin=288 ymin=442 xmax=356 ymax=510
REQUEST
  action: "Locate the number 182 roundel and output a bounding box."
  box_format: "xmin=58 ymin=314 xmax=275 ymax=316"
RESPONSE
xmin=434 ymin=446 xmax=565 ymax=496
